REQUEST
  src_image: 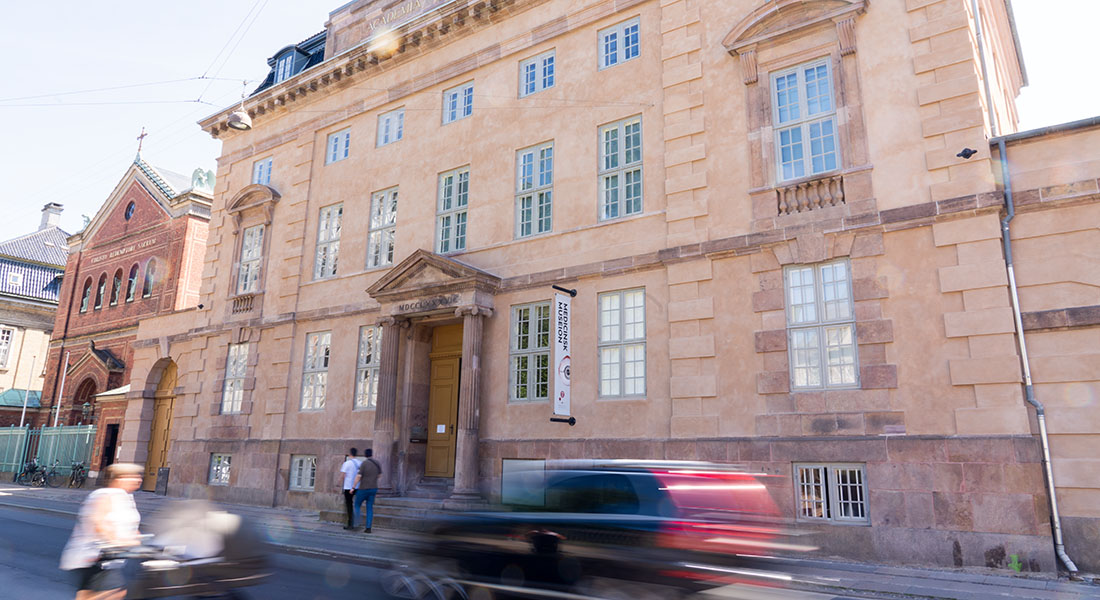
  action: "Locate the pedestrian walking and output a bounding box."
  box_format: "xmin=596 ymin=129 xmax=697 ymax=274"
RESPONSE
xmin=354 ymin=448 xmax=382 ymax=533
xmin=338 ymin=448 xmax=362 ymax=530
xmin=59 ymin=462 xmax=144 ymax=600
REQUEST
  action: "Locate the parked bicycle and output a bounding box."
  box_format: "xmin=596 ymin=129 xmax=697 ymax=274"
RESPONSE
xmin=15 ymin=459 xmax=46 ymax=487
xmin=69 ymin=461 xmax=87 ymax=488
xmin=44 ymin=459 xmax=64 ymax=488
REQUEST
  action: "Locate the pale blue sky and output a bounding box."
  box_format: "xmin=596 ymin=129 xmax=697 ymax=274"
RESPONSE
xmin=0 ymin=1 xmax=1093 ymax=242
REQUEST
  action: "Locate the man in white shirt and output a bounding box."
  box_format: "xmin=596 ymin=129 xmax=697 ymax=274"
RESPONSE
xmin=338 ymin=448 xmax=363 ymax=530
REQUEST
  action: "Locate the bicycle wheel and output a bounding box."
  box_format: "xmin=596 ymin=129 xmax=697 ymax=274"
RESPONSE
xmin=31 ymin=472 xmax=46 ymax=487
xmin=74 ymin=471 xmax=86 ymax=488
xmin=46 ymin=470 xmax=64 ymax=488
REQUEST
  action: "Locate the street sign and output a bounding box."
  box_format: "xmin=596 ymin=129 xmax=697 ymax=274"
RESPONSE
xmin=553 ymin=293 xmax=571 ymax=417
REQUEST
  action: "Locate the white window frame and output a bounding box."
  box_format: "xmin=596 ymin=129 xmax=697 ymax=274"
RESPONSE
xmin=784 ymin=260 xmax=858 ymax=390
xmin=519 ymin=50 xmax=555 ymax=97
xmin=442 ymin=81 xmax=474 ymax=124
xmin=794 ymin=463 xmax=869 ymax=524
xmin=377 ymin=107 xmax=405 ymax=147
xmin=436 ymin=168 xmax=469 ymax=254
xmin=237 ymin=224 xmax=265 ymax=294
xmin=355 ymin=326 xmax=382 ymax=410
xmin=251 ymin=157 xmax=272 ymax=185
xmin=301 ymin=331 xmax=331 ymax=411
xmin=598 ymin=288 xmax=646 ymax=398
xmin=326 ymin=128 xmax=351 ymax=164
xmin=209 ymin=453 xmax=231 ymax=485
xmin=771 ymin=58 xmax=839 ymax=182
xmin=598 ymin=16 xmax=641 ymax=70
xmin=509 ymin=302 xmax=551 ymax=403
xmin=598 ymin=116 xmax=643 ymax=221
xmin=221 ymin=342 xmax=248 ymax=414
xmin=367 ymin=188 xmax=398 ymax=269
xmin=0 ymin=327 xmax=13 ymax=369
xmin=515 ymin=142 xmax=554 ymax=238
xmin=275 ymin=54 xmax=295 ymax=83
xmin=8 ymin=272 xmax=22 ymax=287
xmin=314 ymin=204 xmax=342 ymax=279
xmin=289 ymin=455 xmax=317 ymax=491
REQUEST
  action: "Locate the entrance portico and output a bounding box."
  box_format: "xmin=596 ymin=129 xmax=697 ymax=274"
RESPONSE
xmin=366 ymin=250 xmax=500 ymax=504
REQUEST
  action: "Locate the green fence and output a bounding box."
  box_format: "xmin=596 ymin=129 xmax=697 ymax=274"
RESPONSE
xmin=0 ymin=426 xmax=29 ymax=472
xmin=0 ymin=425 xmax=96 ymax=475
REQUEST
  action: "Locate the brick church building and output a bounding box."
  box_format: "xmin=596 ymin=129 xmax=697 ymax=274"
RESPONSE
xmin=37 ymin=154 xmax=212 ymax=478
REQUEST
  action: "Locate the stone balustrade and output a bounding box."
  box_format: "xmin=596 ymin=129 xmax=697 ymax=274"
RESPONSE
xmin=777 ymin=174 xmax=846 ymax=215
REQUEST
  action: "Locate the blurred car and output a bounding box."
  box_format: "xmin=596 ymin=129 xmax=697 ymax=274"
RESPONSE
xmin=384 ymin=460 xmax=812 ymax=600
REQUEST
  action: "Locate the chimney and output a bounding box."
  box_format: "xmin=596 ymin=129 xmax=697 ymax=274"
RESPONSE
xmin=40 ymin=203 xmax=63 ymax=231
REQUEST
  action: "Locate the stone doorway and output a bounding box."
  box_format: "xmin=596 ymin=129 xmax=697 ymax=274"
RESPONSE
xmin=142 ymin=360 xmax=176 ymax=492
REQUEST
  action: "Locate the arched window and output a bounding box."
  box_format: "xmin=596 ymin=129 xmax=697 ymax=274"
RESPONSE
xmin=110 ymin=269 xmax=123 ymax=306
xmin=79 ymin=278 xmax=93 ymax=312
xmin=94 ymin=274 xmax=107 ymax=309
xmin=142 ymin=259 xmax=156 ymax=298
xmin=126 ymin=264 xmax=138 ymax=302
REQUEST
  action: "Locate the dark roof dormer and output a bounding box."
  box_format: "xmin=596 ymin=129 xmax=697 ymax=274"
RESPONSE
xmin=252 ymin=31 xmax=327 ymax=95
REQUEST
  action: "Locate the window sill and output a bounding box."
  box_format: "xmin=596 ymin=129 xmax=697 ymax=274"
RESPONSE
xmin=352 ymin=406 xmax=377 ymax=412
xmin=597 ymin=395 xmax=648 ymax=402
xmin=795 ymin=517 xmax=870 ymax=527
xmin=507 ymin=399 xmax=550 ymax=405
xmin=299 ymin=407 xmax=326 ymax=413
xmin=288 ymin=488 xmax=315 ymax=493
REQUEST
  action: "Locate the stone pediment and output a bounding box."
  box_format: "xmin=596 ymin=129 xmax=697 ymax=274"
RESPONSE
xmin=367 ymin=249 xmax=501 ymax=302
xmin=723 ymin=0 xmax=866 ymax=53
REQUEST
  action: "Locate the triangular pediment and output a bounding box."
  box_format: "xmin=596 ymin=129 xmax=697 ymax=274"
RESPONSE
xmin=76 ymin=161 xmax=173 ymax=249
xmin=367 ymin=249 xmax=500 ymax=299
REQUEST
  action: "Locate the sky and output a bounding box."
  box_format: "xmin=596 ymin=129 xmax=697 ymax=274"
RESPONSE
xmin=0 ymin=1 xmax=1095 ymax=242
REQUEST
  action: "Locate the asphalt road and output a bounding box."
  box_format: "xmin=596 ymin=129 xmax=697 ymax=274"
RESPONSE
xmin=0 ymin=504 xmax=385 ymax=599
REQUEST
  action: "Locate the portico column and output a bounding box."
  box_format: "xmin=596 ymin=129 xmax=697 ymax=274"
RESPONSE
xmin=451 ymin=305 xmax=491 ymax=500
xmin=373 ymin=316 xmax=405 ymax=493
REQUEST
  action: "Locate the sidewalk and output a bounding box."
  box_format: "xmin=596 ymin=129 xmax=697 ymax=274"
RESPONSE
xmin=2 ymin=483 xmax=1097 ymax=600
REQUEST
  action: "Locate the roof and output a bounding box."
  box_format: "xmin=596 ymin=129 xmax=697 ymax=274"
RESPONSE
xmin=0 ymin=389 xmax=40 ymax=408
xmin=252 ymin=31 xmax=327 ymax=96
xmin=95 ymin=384 xmax=130 ymax=398
xmin=91 ymin=344 xmax=125 ymax=372
xmin=0 ymin=226 xmax=70 ymax=267
xmin=134 ymin=156 xmax=194 ymax=199
xmin=0 ymin=258 xmax=62 ymax=303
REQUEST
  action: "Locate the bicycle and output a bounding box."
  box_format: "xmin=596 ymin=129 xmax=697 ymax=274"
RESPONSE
xmin=69 ymin=461 xmax=88 ymax=488
xmin=15 ymin=459 xmax=44 ymax=487
xmin=45 ymin=459 xmax=64 ymax=488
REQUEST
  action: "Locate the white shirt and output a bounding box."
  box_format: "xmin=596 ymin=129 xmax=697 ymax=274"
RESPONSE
xmin=340 ymin=458 xmax=362 ymax=490
xmin=60 ymin=487 xmax=140 ymax=570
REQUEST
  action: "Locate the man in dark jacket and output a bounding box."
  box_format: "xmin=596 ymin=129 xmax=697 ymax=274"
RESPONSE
xmin=353 ymin=448 xmax=382 ymax=533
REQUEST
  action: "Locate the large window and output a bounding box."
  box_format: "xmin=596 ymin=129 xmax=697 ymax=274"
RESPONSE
xmin=275 ymin=54 xmax=295 ymax=83
xmin=367 ymin=189 xmax=398 ymax=269
xmin=598 ymin=288 xmax=645 ymax=397
xmin=109 ymin=269 xmax=122 ymax=306
xmin=209 ymin=454 xmax=231 ymax=485
xmin=290 ymin=455 xmax=317 ymax=491
xmin=237 ymin=224 xmax=265 ymax=294
xmin=598 ymin=117 xmax=643 ymax=221
xmin=795 ymin=463 xmax=868 ymax=524
xmin=125 ymin=265 xmax=138 ymax=302
xmin=510 ymin=302 xmax=550 ymax=402
xmin=515 ymin=142 xmax=553 ymax=238
xmin=252 ymin=158 xmax=272 ymax=185
xmin=314 ymin=204 xmax=342 ymax=279
xmin=784 ymin=260 xmax=857 ymax=389
xmin=301 ymin=331 xmax=331 ymax=410
xmin=377 ymin=108 xmax=405 ymax=147
xmin=0 ymin=328 xmax=12 ymax=368
xmin=326 ymin=128 xmax=351 ymax=164
xmin=222 ymin=343 xmax=248 ymax=414
xmin=598 ymin=17 xmax=640 ymax=69
xmin=437 ymin=168 xmax=469 ymax=254
xmin=519 ymin=50 xmax=555 ymax=97
xmin=443 ymin=82 xmax=474 ymax=124
xmin=772 ymin=59 xmax=838 ymax=181
xmin=355 ymin=326 xmax=382 ymax=410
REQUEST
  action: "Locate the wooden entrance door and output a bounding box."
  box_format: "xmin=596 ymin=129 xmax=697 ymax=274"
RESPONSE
xmin=143 ymin=362 xmax=176 ymax=491
xmin=425 ymin=324 xmax=462 ymax=478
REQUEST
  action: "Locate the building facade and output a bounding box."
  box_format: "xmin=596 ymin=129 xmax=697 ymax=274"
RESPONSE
xmin=0 ymin=204 xmax=68 ymax=425
xmin=124 ymin=0 xmax=1099 ymax=571
xmin=39 ymin=156 xmax=212 ymax=483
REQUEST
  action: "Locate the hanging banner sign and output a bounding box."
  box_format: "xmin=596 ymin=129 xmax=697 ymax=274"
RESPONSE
xmin=553 ymin=293 xmax=571 ymax=417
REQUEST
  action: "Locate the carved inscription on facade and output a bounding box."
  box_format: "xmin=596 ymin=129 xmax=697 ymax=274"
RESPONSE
xmin=89 ymin=238 xmax=158 ymax=264
xmin=396 ymin=293 xmax=460 ymax=314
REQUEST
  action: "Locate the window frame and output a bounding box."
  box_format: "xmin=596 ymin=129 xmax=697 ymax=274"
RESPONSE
xmin=366 ymin=189 xmax=398 ymax=269
xmin=251 ymin=157 xmax=273 ymax=185
xmin=221 ymin=342 xmax=248 ymax=414
xmin=355 ymin=326 xmax=382 ymax=410
xmin=325 ymin=128 xmax=351 ymax=165
xmin=509 ymin=301 xmax=552 ymax=403
xmin=377 ymin=107 xmax=405 ymax=147
xmin=598 ymin=116 xmax=644 ymax=222
xmin=784 ymin=259 xmax=858 ymax=390
xmin=519 ymin=50 xmax=556 ymax=97
xmin=515 ymin=141 xmax=554 ymax=239
xmin=0 ymin=327 xmax=13 ymax=369
xmin=442 ymin=81 xmax=475 ymax=124
xmin=597 ymin=288 xmax=646 ymax=398
xmin=237 ymin=224 xmax=266 ymax=295
xmin=771 ymin=58 xmax=839 ymax=182
xmin=8 ymin=272 xmax=22 ymax=287
xmin=275 ymin=54 xmax=295 ymax=83
xmin=598 ymin=16 xmax=641 ymax=70
xmin=289 ymin=454 xmax=317 ymax=491
xmin=301 ymin=331 xmax=331 ymax=411
xmin=314 ymin=203 xmax=342 ymax=280
xmin=209 ymin=453 xmax=231 ymax=486
xmin=793 ymin=462 xmax=869 ymax=525
xmin=436 ymin=167 xmax=469 ymax=254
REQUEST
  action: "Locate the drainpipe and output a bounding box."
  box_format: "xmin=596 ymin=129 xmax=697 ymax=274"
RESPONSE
xmin=995 ymin=138 xmax=1079 ymax=576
